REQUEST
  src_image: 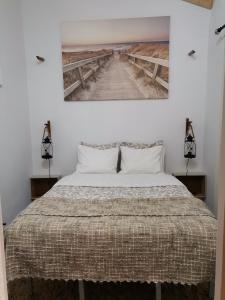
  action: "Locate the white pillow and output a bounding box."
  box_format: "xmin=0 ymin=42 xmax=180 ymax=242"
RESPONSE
xmin=76 ymin=144 xmax=119 ymax=174
xmin=120 ymin=145 xmax=164 ymax=174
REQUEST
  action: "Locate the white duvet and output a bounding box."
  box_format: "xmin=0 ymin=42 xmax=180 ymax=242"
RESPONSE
xmin=56 ymin=172 xmax=183 ymax=188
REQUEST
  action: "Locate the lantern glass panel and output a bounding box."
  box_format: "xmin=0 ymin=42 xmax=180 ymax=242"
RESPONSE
xmin=41 ymin=133 xmax=53 ymax=160
xmin=184 ymin=140 xmax=196 ymax=159
xmin=41 ymin=142 xmax=53 ymax=160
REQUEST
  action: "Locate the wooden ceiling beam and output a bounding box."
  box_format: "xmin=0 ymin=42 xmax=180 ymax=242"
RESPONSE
xmin=183 ymin=0 xmax=213 ymax=9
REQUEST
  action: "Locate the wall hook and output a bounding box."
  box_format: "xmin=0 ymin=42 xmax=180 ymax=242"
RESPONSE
xmin=215 ymin=24 xmax=225 ymax=35
xmin=188 ymin=50 xmax=196 ymax=56
xmin=36 ymin=56 xmax=45 ymax=63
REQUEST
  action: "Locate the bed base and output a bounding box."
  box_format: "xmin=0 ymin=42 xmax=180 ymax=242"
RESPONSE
xmin=28 ymin=279 xmax=216 ymax=299
xmin=78 ymin=281 xmax=162 ymax=300
xmin=77 ymin=280 xmax=215 ymax=300
xmin=29 ymin=279 xmax=214 ymax=299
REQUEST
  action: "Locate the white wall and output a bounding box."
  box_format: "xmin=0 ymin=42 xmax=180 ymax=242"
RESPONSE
xmin=21 ymin=0 xmax=211 ymax=177
xmin=0 ymin=0 xmax=31 ymax=223
xmin=204 ymin=0 xmax=225 ymax=214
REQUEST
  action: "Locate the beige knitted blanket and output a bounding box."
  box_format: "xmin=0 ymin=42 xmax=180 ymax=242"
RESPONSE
xmin=5 ymin=187 xmax=216 ymax=285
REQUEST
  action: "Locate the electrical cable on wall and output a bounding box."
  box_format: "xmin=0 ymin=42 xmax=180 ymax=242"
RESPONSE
xmin=186 ymin=158 xmax=190 ymax=176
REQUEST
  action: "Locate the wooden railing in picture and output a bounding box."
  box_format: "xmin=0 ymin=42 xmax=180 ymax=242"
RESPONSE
xmin=63 ymin=53 xmax=112 ymax=98
xmin=127 ymin=53 xmax=169 ymax=91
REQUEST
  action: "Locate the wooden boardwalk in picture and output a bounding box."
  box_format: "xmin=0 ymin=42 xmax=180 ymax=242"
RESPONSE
xmin=85 ymin=54 xmax=145 ymax=100
xmin=63 ymin=53 xmax=169 ymax=101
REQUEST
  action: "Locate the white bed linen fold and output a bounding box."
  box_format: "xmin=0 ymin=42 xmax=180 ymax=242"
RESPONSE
xmin=56 ymin=173 xmax=183 ymax=188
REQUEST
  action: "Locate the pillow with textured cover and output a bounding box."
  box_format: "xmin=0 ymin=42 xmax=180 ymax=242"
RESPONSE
xmin=120 ymin=140 xmax=165 ymax=172
xmin=120 ymin=145 xmax=164 ymax=174
xmin=80 ymin=142 xmax=120 ymax=171
xmin=76 ymin=144 xmax=119 ymax=174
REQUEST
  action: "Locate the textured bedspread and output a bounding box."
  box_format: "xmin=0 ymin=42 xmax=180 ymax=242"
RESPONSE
xmin=5 ymin=185 xmax=217 ymax=285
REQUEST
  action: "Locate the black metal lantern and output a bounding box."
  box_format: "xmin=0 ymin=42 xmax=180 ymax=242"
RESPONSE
xmin=184 ymin=118 xmax=196 ymax=159
xmin=41 ymin=121 xmax=53 ymax=177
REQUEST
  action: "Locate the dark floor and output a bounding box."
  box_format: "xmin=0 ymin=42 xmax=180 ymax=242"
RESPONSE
xmin=8 ymin=279 xmax=211 ymax=300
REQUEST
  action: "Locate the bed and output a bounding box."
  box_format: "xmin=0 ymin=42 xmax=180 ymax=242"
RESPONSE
xmin=5 ymin=172 xmax=216 ymax=288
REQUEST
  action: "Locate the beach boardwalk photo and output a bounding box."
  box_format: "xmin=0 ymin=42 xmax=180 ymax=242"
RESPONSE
xmin=61 ymin=16 xmax=170 ymax=101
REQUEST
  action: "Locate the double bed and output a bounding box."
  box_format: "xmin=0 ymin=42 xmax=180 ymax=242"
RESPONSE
xmin=5 ymin=172 xmax=217 ymax=290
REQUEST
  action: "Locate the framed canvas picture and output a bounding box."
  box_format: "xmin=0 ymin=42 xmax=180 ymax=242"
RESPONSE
xmin=61 ymin=16 xmax=170 ymax=101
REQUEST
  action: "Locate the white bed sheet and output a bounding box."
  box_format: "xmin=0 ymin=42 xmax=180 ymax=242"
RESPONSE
xmin=56 ymin=172 xmax=183 ymax=188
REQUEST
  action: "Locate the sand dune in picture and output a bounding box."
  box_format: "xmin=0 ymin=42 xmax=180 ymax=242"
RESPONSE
xmin=62 ymin=42 xmax=169 ymax=101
